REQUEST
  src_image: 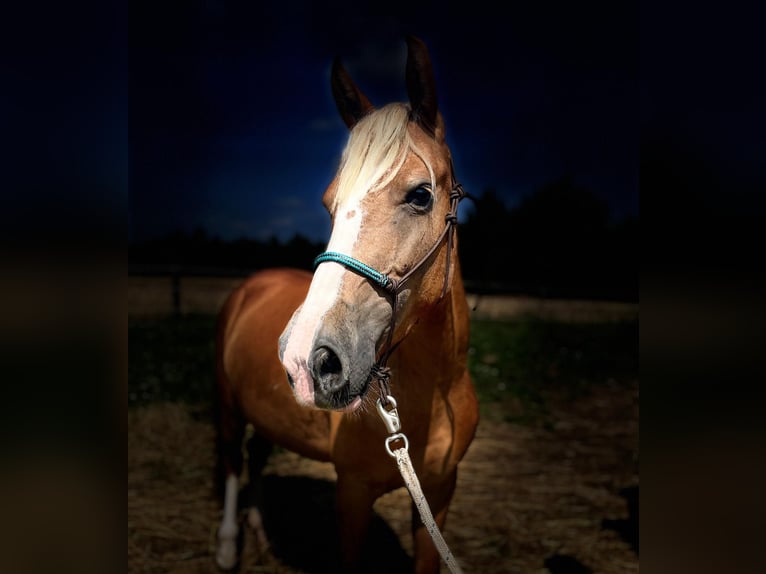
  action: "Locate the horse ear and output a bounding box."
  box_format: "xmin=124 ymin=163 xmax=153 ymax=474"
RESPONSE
xmin=331 ymin=58 xmax=375 ymax=130
xmin=405 ymin=35 xmax=438 ymax=138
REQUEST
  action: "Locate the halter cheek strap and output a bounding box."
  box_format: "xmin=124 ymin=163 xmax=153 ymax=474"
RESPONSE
xmin=313 ymin=180 xmax=466 ymax=403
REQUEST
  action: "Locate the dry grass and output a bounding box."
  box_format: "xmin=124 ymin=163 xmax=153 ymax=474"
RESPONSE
xmin=128 ymin=381 xmax=638 ymax=573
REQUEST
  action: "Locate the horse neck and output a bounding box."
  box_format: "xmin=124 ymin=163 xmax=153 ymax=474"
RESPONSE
xmin=392 ymin=260 xmax=470 ymax=407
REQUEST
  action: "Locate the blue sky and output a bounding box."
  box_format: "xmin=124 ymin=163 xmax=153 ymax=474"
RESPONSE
xmin=130 ymin=1 xmax=639 ymax=244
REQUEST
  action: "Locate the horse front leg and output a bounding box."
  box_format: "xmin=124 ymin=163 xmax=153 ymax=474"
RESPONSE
xmin=216 ymin=473 xmax=241 ymax=570
xmin=214 ymin=390 xmax=245 ymax=570
xmin=244 ymin=430 xmax=273 ymax=554
xmin=411 ymin=469 xmax=458 ymax=574
xmin=335 ymin=474 xmax=377 ymax=573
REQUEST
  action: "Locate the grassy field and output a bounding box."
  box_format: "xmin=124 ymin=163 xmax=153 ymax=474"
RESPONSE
xmin=128 ymin=313 xmax=638 ymax=424
xmin=129 ymin=314 xmax=217 ymax=406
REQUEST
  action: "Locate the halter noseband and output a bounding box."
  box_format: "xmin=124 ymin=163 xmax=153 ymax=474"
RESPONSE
xmin=313 ymin=177 xmax=466 ymax=404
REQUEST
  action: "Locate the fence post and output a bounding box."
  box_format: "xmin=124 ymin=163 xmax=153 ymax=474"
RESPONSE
xmin=172 ymin=272 xmax=181 ymax=316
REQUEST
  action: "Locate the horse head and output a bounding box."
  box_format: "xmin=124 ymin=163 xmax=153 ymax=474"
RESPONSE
xmin=279 ymin=36 xmax=460 ymax=412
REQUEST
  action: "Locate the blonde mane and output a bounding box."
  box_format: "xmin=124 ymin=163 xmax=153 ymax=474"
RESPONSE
xmin=332 ymin=103 xmax=435 ymax=210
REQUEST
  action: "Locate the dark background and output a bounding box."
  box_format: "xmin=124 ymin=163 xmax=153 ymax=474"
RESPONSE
xmin=3 ymin=1 xmax=765 ymax=572
xmin=127 ymin=0 xmax=640 ymax=301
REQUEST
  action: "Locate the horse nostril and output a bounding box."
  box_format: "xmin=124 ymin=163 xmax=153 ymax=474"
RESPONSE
xmin=311 ymin=345 xmax=344 ymax=392
xmin=317 ymin=348 xmax=342 ymax=376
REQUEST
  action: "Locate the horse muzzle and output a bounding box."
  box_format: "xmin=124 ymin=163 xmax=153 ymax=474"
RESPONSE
xmin=279 ymin=308 xmax=379 ymax=412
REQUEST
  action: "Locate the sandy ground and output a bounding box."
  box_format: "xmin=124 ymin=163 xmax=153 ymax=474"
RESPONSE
xmin=128 ymin=379 xmax=638 ymax=573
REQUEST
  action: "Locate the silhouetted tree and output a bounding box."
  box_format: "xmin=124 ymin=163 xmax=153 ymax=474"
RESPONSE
xmin=129 ymin=228 xmax=324 ymax=274
xmin=509 ymin=176 xmax=610 ymax=294
xmin=458 ymin=178 xmax=637 ymax=300
xmin=459 ymin=187 xmax=513 ymax=289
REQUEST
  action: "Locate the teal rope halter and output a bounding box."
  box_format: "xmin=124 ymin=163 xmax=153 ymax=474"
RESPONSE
xmin=313 ymin=251 xmax=392 ymax=290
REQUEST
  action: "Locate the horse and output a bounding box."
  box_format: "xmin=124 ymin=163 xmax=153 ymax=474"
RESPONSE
xmin=214 ymin=35 xmax=479 ymax=573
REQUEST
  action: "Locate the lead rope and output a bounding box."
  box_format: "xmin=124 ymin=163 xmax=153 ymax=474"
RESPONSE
xmin=371 ymin=179 xmax=465 ymax=572
xmin=376 ymin=396 xmax=464 ymax=574
xmin=313 ymin=173 xmax=468 ymax=573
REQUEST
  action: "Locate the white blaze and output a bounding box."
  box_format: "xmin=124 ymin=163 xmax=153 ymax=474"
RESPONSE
xmin=280 ymin=104 xmax=412 ymax=406
xmin=281 ymin=201 xmax=363 ymax=405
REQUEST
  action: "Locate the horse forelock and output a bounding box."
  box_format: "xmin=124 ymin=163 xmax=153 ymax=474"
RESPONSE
xmin=332 ymin=103 xmax=421 ymax=212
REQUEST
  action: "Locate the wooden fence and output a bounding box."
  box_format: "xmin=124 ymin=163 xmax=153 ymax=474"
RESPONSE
xmin=128 ymin=275 xmax=638 ymax=323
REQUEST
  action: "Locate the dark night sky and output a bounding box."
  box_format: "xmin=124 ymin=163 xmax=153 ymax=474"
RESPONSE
xmin=2 ymin=0 xmax=763 ymax=257
xmin=129 ymin=1 xmax=639 ymax=243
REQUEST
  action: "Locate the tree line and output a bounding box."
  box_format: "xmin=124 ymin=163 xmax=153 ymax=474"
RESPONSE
xmin=130 ymin=178 xmax=637 ymax=301
xmin=459 ymin=178 xmax=637 ymax=301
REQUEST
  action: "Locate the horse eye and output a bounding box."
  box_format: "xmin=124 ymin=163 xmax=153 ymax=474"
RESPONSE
xmin=405 ymin=186 xmax=433 ymax=211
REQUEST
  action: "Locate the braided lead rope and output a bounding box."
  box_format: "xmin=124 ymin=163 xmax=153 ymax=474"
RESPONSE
xmin=377 ymin=397 xmax=465 ymax=574
xmin=394 ymin=447 xmax=464 ymax=574
xmin=316 ymin=174 xmax=469 ymax=570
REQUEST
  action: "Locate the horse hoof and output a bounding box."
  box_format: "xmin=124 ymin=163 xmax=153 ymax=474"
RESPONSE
xmin=247 ymin=507 xmax=269 ymax=551
xmin=215 ymin=538 xmax=238 ymax=571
